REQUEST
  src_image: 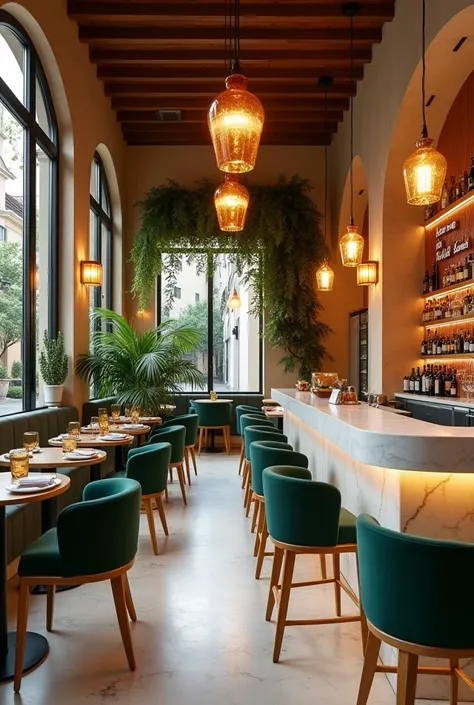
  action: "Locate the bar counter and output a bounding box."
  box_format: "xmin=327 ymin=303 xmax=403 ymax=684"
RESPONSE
xmin=272 ymin=388 xmax=474 ymax=700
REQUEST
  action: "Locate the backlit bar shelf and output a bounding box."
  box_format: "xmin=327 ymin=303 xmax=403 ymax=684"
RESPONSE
xmin=423 ymin=277 xmax=474 ymax=301
xmin=424 ymin=189 xmax=474 ymax=229
xmin=420 ymin=353 xmax=474 ymax=360
xmin=423 ymin=312 xmax=474 ymax=328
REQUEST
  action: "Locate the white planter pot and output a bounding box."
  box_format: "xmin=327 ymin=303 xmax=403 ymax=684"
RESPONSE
xmin=44 ymin=384 xmax=64 ymax=407
xmin=0 ymin=380 xmax=9 ymax=399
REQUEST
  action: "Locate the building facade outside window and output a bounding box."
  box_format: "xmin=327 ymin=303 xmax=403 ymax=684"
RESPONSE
xmin=0 ymin=13 xmax=58 ymax=415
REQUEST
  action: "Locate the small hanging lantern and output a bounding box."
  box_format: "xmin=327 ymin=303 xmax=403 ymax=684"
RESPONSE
xmin=316 ymin=260 xmax=335 ymax=292
xmin=340 ymin=223 xmax=364 ymax=267
xmin=227 ymin=288 xmax=241 ymax=310
xmin=214 ymin=175 xmax=249 ymax=232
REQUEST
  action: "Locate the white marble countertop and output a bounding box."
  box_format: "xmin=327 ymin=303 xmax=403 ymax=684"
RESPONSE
xmin=395 ymin=392 xmax=474 ymax=409
xmin=272 ymin=388 xmax=474 ymax=473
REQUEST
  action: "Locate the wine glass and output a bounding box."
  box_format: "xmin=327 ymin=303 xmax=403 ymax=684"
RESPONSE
xmin=23 ymin=431 xmax=39 ymax=454
xmin=68 ymin=421 xmax=81 ymax=437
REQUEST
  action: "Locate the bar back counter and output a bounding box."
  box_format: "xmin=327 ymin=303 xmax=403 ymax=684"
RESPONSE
xmin=272 ymin=388 xmax=474 ymax=700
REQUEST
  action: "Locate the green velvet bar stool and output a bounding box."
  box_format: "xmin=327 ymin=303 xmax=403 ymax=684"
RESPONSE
xmin=356 ymin=514 xmax=474 ymax=705
xmin=236 ymin=406 xmax=267 ymax=475
xmin=249 ymin=441 xmax=324 ymax=581
xmin=240 ymin=414 xmax=276 ymax=490
xmin=195 ymin=402 xmax=232 ymax=454
xmin=148 ymin=425 xmax=187 ymax=505
xmin=263 ymin=466 xmax=364 ymax=663
xmin=14 ymin=478 xmax=141 ymax=693
xmin=243 ymin=426 xmax=287 ymax=517
xmin=159 ymin=413 xmax=199 ymax=484
xmin=120 ymin=443 xmax=171 ymax=555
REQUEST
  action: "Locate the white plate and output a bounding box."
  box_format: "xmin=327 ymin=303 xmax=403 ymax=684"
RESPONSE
xmin=5 ymin=477 xmax=61 ymax=493
xmin=122 ymin=424 xmax=146 ymax=429
xmin=64 ymin=450 xmax=99 ymax=460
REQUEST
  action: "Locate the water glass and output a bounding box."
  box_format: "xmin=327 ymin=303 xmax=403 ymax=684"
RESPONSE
xmin=68 ymin=421 xmax=81 ymax=437
xmin=210 ymin=391 xmax=217 ymax=401
xmin=23 ymin=431 xmax=39 ymax=453
xmin=130 ymin=406 xmax=141 ymax=424
xmin=98 ymin=408 xmax=109 ymax=434
xmin=111 ymin=404 xmax=121 ymax=422
xmin=10 ymin=448 xmax=29 ymax=484
xmin=62 ymin=434 xmax=77 ymax=454
xmin=124 ymin=405 xmax=132 ymax=421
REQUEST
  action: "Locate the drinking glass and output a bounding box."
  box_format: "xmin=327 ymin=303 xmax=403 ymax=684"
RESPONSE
xmin=130 ymin=406 xmax=141 ymax=424
xmin=210 ymin=391 xmax=217 ymax=401
xmin=23 ymin=431 xmax=39 ymax=453
xmin=10 ymin=448 xmax=29 ymax=484
xmin=98 ymin=408 xmax=109 ymax=434
xmin=62 ymin=434 xmax=77 ymax=453
xmin=124 ymin=406 xmax=132 ymax=421
xmin=68 ymin=421 xmax=81 ymax=437
xmin=111 ymin=404 xmax=121 ymax=422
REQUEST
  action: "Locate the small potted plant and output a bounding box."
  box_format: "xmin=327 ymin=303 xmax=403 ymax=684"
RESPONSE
xmin=0 ymin=363 xmax=9 ymax=399
xmin=39 ymin=330 xmax=69 ymax=406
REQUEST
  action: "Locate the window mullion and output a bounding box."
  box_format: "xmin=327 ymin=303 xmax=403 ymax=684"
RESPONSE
xmin=23 ymin=117 xmax=37 ymax=410
xmin=207 ymin=253 xmax=213 ymax=393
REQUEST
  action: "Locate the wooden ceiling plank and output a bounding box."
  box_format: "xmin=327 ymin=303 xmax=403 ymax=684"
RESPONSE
xmin=89 ymin=48 xmax=372 ymax=63
xmin=111 ymin=97 xmax=350 ymax=110
xmin=97 ymin=65 xmax=364 ymax=80
xmin=120 ymin=121 xmax=338 ymax=133
xmin=116 ymin=109 xmax=344 ymax=122
xmin=104 ymin=81 xmax=356 ymax=96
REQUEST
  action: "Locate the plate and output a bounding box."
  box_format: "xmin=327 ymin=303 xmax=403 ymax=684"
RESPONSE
xmin=64 ymin=450 xmax=99 ymax=460
xmin=5 ymin=477 xmax=61 ymax=493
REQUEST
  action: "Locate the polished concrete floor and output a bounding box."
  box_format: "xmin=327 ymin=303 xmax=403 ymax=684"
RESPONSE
xmin=2 ymin=452 xmax=400 ymax=705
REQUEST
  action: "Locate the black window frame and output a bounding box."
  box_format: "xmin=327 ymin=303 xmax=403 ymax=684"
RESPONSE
xmin=89 ymin=151 xmax=113 ymax=312
xmin=0 ymin=11 xmax=59 ymax=412
xmin=157 ymin=252 xmax=263 ymax=394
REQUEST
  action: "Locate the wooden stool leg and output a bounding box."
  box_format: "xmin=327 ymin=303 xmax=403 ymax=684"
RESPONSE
xmin=14 ymin=579 xmax=31 ymax=693
xmin=111 ymin=574 xmax=136 ymax=671
xmin=124 ymin=573 xmax=137 ymax=622
xmin=238 ymin=441 xmax=244 ymax=475
xmin=397 ymin=651 xmax=418 ymax=705
xmin=333 ymin=553 xmax=341 ymax=617
xmin=245 ymin=475 xmax=253 ymax=517
xmin=356 ymin=630 xmax=382 ymax=705
xmin=164 ymin=486 xmax=169 ymax=503
xmin=320 ymin=554 xmax=327 ymax=579
xmin=198 ymin=427 xmax=204 ymax=456
xmin=144 ymin=497 xmax=159 ymax=555
xmin=255 ymin=512 xmax=269 ymax=579
xmin=177 ymin=463 xmax=187 ymax=506
xmin=251 ymin=493 xmax=259 ymax=535
xmin=266 ymin=545 xmax=284 ymax=621
xmin=224 ymin=427 xmax=231 ymax=454
xmin=46 ymin=585 xmax=55 ymax=632
xmin=450 ymin=659 xmax=459 ymax=705
xmin=155 ymin=493 xmax=169 ymax=535
xmin=190 ymin=446 xmax=198 ymax=475
xmin=241 ymin=459 xmax=249 ymax=490
xmin=184 ymin=447 xmax=192 ymax=486
xmin=253 ymin=500 xmax=263 ymax=556
xmin=273 ymin=550 xmax=296 ymax=663
xmin=169 ymin=466 xmax=173 ymax=483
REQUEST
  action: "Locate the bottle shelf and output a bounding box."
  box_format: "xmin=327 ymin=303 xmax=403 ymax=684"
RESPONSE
xmin=423 ymin=189 xmax=474 ymax=229
xmin=423 ymin=277 xmax=474 ymax=301
xmin=421 ymin=353 xmax=474 ymax=360
xmin=422 ymin=311 xmax=474 ymax=328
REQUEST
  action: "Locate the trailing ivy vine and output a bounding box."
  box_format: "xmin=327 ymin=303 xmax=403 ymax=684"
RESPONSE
xmin=131 ymin=175 xmax=332 ymax=378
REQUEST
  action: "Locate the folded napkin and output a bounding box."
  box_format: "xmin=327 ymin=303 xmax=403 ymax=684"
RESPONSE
xmin=17 ymin=474 xmax=56 ymax=488
xmin=52 ymin=434 xmax=69 ymax=441
xmin=122 ymin=423 xmax=146 ymax=429
xmin=99 ymin=433 xmax=127 ymax=440
xmin=64 ymin=450 xmax=99 ymax=459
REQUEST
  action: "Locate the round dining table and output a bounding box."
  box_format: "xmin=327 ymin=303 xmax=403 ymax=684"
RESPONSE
xmin=192 ymin=399 xmax=233 ymax=453
xmin=81 ymin=424 xmax=151 ymax=446
xmin=0 ymin=472 xmax=70 ymax=681
xmin=49 ymin=434 xmax=133 ymax=476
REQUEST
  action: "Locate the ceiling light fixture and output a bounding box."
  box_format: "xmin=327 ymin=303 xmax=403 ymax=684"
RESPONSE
xmin=208 ymin=0 xmax=264 ymax=173
xmin=316 ymin=76 xmax=335 ymax=291
xmin=403 ymin=0 xmax=447 ymax=206
xmin=339 ymin=2 xmax=364 ymax=267
xmin=214 ymin=174 xmax=249 ymax=232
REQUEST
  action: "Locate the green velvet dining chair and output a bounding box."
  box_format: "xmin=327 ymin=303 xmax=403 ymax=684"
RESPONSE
xmin=239 ymin=414 xmax=277 ymax=488
xmin=355 ymin=514 xmax=474 ymax=705
xmin=242 ymin=425 xmax=286 ymax=516
xmin=158 ymin=413 xmax=199 ymax=484
xmin=14 ymin=477 xmax=141 ymax=693
xmin=118 ymin=443 xmax=171 ymax=555
xmin=147 ymin=425 xmax=187 ymax=505
xmin=262 ymin=466 xmax=363 ymax=663
xmin=194 ymin=402 xmax=232 ymax=455
xmin=235 ymin=406 xmax=267 ymax=475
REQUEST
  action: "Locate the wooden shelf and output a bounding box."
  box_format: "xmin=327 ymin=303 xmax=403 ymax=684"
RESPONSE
xmin=424 ymin=189 xmax=474 ymax=228
xmin=423 ymin=277 xmax=474 ymax=300
xmin=421 ymin=353 xmax=474 ymax=360
xmin=422 ymin=311 xmax=474 ymax=327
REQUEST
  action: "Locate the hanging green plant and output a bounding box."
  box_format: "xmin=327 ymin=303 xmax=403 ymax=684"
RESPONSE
xmin=130 ymin=175 xmax=332 ymax=378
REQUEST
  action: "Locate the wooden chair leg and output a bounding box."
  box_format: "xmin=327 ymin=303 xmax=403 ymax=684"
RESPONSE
xmin=46 ymin=585 xmax=55 ymax=632
xmin=155 ymin=493 xmax=169 ymax=535
xmin=333 ymin=553 xmax=341 ymax=617
xmin=204 ymin=428 xmax=208 ymax=449
xmin=266 ymin=545 xmax=284 ymax=621
xmin=450 ymin=659 xmax=459 ymax=705
xmin=397 ymin=651 xmax=418 ymax=705
xmin=111 ymin=574 xmax=136 ymax=671
xmin=253 ymin=500 xmax=263 ymax=556
xmin=251 ymin=493 xmax=259 ymax=535
xmin=238 ymin=442 xmax=244 ymax=475
xmin=144 ymin=497 xmax=159 ymax=555
xmin=169 ymin=466 xmax=173 ymax=483
xmin=190 ymin=446 xmax=198 ymax=475
xmin=241 ymin=459 xmax=249 ymax=490
xmin=320 ymin=554 xmax=327 ymax=580
xmin=177 ymin=463 xmax=187 ymax=506
xmin=255 ymin=512 xmax=269 ymax=579
xmin=14 ymin=579 xmax=31 ymax=693
xmin=124 ymin=573 xmax=137 ymax=622
xmin=245 ymin=476 xmax=253 ymax=517
xmin=356 ymin=554 xmax=369 ymax=649
xmin=224 ymin=426 xmax=231 ymax=454
xmin=198 ymin=427 xmax=204 ymax=456
xmin=164 ymin=486 xmax=169 ymax=503
xmin=273 ymin=550 xmax=296 ymax=663
xmin=356 ymin=630 xmax=382 ymax=705
xmin=184 ymin=447 xmax=192 ymax=486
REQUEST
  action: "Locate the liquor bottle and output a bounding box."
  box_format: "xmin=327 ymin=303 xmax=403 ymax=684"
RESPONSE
xmin=463 ymin=171 xmax=469 ymax=195
xmin=442 ymin=365 xmax=448 ymax=396
xmin=441 ymin=336 xmax=447 ymax=355
xmin=414 ymin=367 xmax=421 ymax=394
xmin=432 ymin=331 xmax=438 ymax=356
xmin=409 ymin=368 xmax=415 ymax=393
xmin=435 ymin=367 xmax=443 ymax=397
xmin=441 ymin=179 xmax=449 ymax=209
xmin=455 ymin=176 xmax=462 ymax=200
xmin=421 ymin=335 xmax=426 ymax=356
xmin=421 ymin=365 xmax=427 ymax=394
xmin=427 ymin=365 xmax=434 ymax=396
xmin=470 ymin=332 xmax=474 ymax=354
xmin=464 ymin=257 xmax=470 ymax=281
xmin=437 ymin=334 xmax=442 ymax=355
xmin=403 ymin=373 xmax=410 ymax=392
xmin=422 ymin=270 xmax=430 ymax=294
xmin=430 ymin=263 xmax=438 ymax=292
xmin=464 ymin=331 xmax=470 ymax=353
xmin=451 ymin=370 xmax=458 ymax=397
xmin=444 ymin=367 xmax=452 ymax=396
xmin=449 ymin=175 xmax=457 ymax=203
xmin=468 ymin=157 xmax=474 ymax=192
xmin=456 ymin=332 xmax=462 ymax=354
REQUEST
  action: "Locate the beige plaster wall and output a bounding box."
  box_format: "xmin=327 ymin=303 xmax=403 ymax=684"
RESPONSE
xmin=329 ymin=0 xmax=474 ymax=396
xmin=123 ymin=145 xmax=364 ymax=393
xmin=0 ymin=1 xmax=125 ymax=410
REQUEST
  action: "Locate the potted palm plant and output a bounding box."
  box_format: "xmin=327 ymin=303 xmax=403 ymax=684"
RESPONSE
xmin=39 ymin=330 xmax=69 ymax=406
xmin=76 ymin=308 xmax=204 ymax=412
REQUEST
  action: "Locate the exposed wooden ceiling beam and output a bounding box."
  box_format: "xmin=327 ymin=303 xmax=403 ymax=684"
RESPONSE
xmin=89 ymin=48 xmax=373 ymax=64
xmin=116 ymin=109 xmax=344 ymax=123
xmin=111 ymin=96 xmax=350 ymax=110
xmin=124 ymin=134 xmax=332 ymax=146
xmin=69 ymin=2 xmax=394 ymax=21
xmin=104 ymin=81 xmax=355 ymax=97
xmin=121 ymin=122 xmax=338 ymax=134
xmin=98 ymin=65 xmax=364 ymax=81
xmin=78 ymin=26 xmax=382 ymax=43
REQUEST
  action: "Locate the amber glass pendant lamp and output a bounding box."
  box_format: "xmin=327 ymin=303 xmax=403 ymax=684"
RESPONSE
xmin=316 ymin=77 xmax=335 ymax=291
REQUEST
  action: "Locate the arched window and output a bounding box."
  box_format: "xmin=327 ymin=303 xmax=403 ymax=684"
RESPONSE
xmin=0 ymin=12 xmax=58 ymax=414
xmin=89 ymin=152 xmax=113 ymax=314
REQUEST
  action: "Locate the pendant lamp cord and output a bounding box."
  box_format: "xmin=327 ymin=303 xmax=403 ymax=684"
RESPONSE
xmin=421 ymin=0 xmax=428 ymax=138
xmin=324 ymin=85 xmax=328 ymax=245
xmin=224 ymin=0 xmax=228 ymax=73
xmin=349 ymin=13 xmax=354 ymax=226
xmin=231 ymin=0 xmax=240 ymax=73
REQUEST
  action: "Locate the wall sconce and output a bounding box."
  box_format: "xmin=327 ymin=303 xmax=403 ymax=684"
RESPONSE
xmin=227 ymin=288 xmax=241 ymax=310
xmin=357 ymin=261 xmax=379 ymax=286
xmin=81 ymin=260 xmax=102 ymax=286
